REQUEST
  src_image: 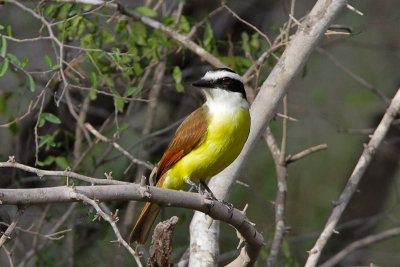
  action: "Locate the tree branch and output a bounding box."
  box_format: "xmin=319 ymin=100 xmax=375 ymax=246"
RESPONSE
xmin=305 ymin=88 xmax=400 ymax=266
xmin=320 ymin=227 xmax=400 ymax=267
xmin=0 ymin=161 xmax=129 ymax=185
xmin=0 ymin=184 xmax=263 ymax=251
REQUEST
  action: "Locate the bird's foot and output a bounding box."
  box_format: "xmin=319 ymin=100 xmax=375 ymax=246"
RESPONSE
xmin=185 ymin=179 xmax=199 ymax=193
xmin=199 ymin=181 xmax=219 ymax=201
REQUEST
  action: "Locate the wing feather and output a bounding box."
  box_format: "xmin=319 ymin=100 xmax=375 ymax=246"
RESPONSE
xmin=155 ymin=106 xmax=208 ymax=185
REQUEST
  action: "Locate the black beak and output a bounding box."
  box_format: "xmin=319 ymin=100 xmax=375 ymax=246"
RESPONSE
xmin=192 ymin=79 xmax=213 ymax=88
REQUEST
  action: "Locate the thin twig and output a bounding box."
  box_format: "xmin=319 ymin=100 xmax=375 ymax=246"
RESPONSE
xmin=320 ymin=227 xmax=400 ymax=267
xmin=0 ymin=161 xmax=129 ymax=185
xmin=305 ymin=88 xmax=400 ymax=266
xmin=2 ymin=246 xmax=15 ymax=267
xmin=285 ymin=144 xmax=328 ymax=164
xmin=0 ymin=208 xmax=25 ymax=247
xmin=70 ymin=190 xmax=143 ymax=267
xmin=222 ymin=3 xmax=272 ymax=47
xmin=316 ymin=47 xmax=389 ymax=104
xmin=84 ymin=123 xmax=154 ymax=170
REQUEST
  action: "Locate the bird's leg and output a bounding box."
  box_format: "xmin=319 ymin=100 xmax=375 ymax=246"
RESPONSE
xmin=185 ymin=179 xmax=199 ymax=192
xmin=200 ymin=181 xmax=218 ymax=201
xmin=199 ymin=181 xmax=234 ymax=213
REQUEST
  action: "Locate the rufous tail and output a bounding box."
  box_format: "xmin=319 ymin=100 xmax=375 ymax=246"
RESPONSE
xmin=129 ymin=202 xmax=160 ymax=244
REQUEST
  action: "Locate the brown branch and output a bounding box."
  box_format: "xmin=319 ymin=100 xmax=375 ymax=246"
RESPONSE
xmin=305 ymin=88 xmax=400 ymax=266
xmin=320 ymin=227 xmax=400 ymax=267
xmin=285 ymin=144 xmax=328 ymax=164
xmin=0 ymin=161 xmax=129 ymax=185
xmin=0 ymin=208 xmax=24 ymax=247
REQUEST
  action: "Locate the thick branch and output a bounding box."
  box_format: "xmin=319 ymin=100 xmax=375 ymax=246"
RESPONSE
xmin=305 ymin=88 xmax=400 ymax=266
xmin=0 ymin=185 xmax=263 ymax=249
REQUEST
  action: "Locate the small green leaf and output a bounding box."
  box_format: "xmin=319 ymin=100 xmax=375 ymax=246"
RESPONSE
xmin=113 ymin=48 xmax=120 ymax=64
xmin=22 ymin=57 xmax=28 ymax=68
xmin=179 ymin=16 xmax=190 ymax=33
xmin=0 ymin=25 xmax=4 ymax=30
xmin=176 ymin=83 xmax=184 ymax=92
xmin=134 ymin=6 xmax=157 ymax=17
xmin=113 ymin=91 xmax=126 ymax=112
xmin=126 ymin=87 xmax=137 ymax=96
xmin=39 ymin=116 xmax=46 ymax=127
xmin=89 ymin=88 xmax=97 ymax=100
xmin=0 ymin=58 xmax=8 ymax=77
xmin=203 ymin=21 xmax=214 ymax=49
xmin=27 ymin=74 xmax=35 ymax=92
xmin=133 ymin=63 xmax=143 ymax=75
xmin=118 ymin=123 xmax=129 ymax=131
xmin=37 ymin=156 xmax=56 ymax=166
xmin=173 ymin=66 xmax=184 ymax=92
xmin=98 ymin=51 xmax=106 ymax=59
xmin=1 ymin=35 xmax=7 ymax=57
xmin=55 ymin=156 xmax=69 ymax=169
xmin=173 ymin=66 xmax=182 ymax=83
xmin=44 ymin=54 xmax=52 ymax=67
xmin=45 ymin=4 xmax=55 ymax=15
xmin=41 ymin=112 xmax=61 ymax=125
xmin=7 ymin=53 xmax=20 ymax=66
xmin=250 ymin=33 xmax=260 ymax=49
xmin=6 ymin=25 xmax=12 ymax=37
xmin=39 ymin=135 xmax=56 ymax=147
xmin=51 ymin=64 xmax=60 ymax=70
xmin=90 ymin=72 xmax=97 ymax=87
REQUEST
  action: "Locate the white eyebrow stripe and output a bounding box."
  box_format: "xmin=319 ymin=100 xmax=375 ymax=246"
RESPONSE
xmin=203 ymin=70 xmax=242 ymax=82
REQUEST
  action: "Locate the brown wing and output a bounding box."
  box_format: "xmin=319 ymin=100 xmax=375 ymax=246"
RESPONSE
xmin=155 ymin=106 xmax=208 ymax=185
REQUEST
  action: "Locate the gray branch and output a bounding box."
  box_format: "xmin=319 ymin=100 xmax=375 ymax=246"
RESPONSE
xmin=0 ymin=184 xmax=263 ymax=250
xmin=305 ymin=88 xmax=400 ymax=266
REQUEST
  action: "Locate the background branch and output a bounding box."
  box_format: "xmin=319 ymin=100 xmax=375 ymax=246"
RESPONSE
xmin=305 ymin=88 xmax=400 ymax=266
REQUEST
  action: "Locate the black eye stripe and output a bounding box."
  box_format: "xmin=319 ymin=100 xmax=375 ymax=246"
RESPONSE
xmin=212 ymin=78 xmax=246 ymax=100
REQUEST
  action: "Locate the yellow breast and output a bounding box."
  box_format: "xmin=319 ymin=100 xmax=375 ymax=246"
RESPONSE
xmin=162 ymin=105 xmax=250 ymax=190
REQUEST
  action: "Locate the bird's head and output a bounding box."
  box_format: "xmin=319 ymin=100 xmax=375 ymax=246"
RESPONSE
xmin=192 ymin=68 xmax=247 ymax=101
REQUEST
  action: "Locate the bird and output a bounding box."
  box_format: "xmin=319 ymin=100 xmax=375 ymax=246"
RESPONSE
xmin=129 ymin=68 xmax=251 ymax=244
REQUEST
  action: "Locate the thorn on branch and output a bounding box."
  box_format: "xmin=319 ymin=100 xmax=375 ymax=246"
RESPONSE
xmin=346 ymin=3 xmax=364 ymax=16
xmin=93 ymin=212 xmax=102 ymax=222
xmin=7 ymin=156 xmax=15 ymax=163
xmin=105 ymin=171 xmax=113 ymax=180
xmin=110 ymin=209 xmax=119 ymax=222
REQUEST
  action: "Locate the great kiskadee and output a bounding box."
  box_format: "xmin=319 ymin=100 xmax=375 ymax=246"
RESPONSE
xmin=129 ymin=68 xmax=250 ymax=244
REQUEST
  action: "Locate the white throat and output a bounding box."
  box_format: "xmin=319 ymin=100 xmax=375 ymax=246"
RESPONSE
xmin=203 ymin=88 xmax=249 ymax=115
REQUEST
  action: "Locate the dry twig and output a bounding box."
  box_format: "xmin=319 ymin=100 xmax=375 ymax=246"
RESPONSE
xmin=305 ymin=88 xmax=400 ymax=266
